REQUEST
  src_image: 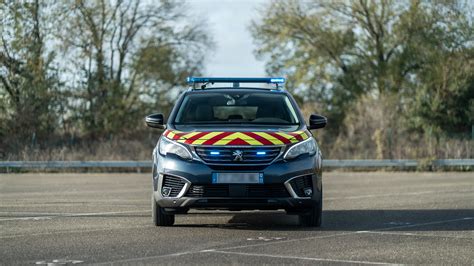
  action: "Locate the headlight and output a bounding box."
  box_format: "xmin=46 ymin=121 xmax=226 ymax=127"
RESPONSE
xmin=158 ymin=137 xmax=192 ymax=160
xmin=283 ymin=138 xmax=317 ymax=160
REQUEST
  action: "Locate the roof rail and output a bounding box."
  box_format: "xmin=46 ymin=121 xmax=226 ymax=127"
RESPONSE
xmin=186 ymin=76 xmax=285 ymax=90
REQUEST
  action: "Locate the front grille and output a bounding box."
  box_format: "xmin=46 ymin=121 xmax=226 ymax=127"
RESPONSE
xmin=195 ymin=146 xmax=282 ymax=164
xmin=246 ymin=184 xmax=290 ymax=197
xmin=195 ymin=199 xmax=269 ymax=205
xmin=185 ymin=184 xmax=290 ymax=198
xmin=162 ymin=175 xmax=186 ymax=197
xmin=186 ymin=184 xmax=228 ymax=197
xmin=208 ymin=165 xmax=267 ymax=171
xmin=289 ymin=175 xmax=313 ymax=197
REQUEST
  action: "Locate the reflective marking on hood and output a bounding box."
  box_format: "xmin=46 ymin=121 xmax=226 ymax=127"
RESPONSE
xmin=163 ymin=130 xmax=310 ymax=146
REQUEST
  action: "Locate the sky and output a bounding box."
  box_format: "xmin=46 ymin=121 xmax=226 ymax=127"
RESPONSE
xmin=188 ymin=0 xmax=268 ymax=77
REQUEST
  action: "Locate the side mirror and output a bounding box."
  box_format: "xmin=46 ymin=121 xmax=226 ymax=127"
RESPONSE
xmin=308 ymin=114 xmax=327 ymax=129
xmin=145 ymin=113 xmax=165 ymax=129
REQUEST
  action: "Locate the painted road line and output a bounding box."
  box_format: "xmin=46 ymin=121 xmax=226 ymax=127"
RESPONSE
xmin=216 ymin=217 xmax=474 ymax=252
xmin=358 ymin=231 xmax=474 ymax=240
xmin=371 ymin=217 xmax=473 ymax=231
xmin=96 ymin=216 xmax=473 ymax=264
xmin=325 ymin=189 xmax=474 ymax=200
xmin=0 ymin=210 xmax=149 ymax=222
xmin=205 ymin=250 xmax=394 ymax=265
xmin=0 ymin=225 xmax=152 ymax=239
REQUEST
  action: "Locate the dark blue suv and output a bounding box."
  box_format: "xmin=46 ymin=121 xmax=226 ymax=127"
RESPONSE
xmin=145 ymin=77 xmax=327 ymax=227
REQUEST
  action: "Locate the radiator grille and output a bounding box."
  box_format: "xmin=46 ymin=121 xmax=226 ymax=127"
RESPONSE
xmin=195 ymin=146 xmax=282 ymax=164
xmin=246 ymin=184 xmax=290 ymax=197
xmin=185 ymin=184 xmax=290 ymax=198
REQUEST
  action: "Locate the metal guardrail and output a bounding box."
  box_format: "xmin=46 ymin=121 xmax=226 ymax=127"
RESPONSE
xmin=0 ymin=161 xmax=151 ymax=168
xmin=0 ymin=159 xmax=472 ymax=169
xmin=324 ymin=159 xmax=474 ymax=168
xmin=323 ymin=159 xmax=418 ymax=168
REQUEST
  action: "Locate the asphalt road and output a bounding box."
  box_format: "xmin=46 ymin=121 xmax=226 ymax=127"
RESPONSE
xmin=0 ymin=172 xmax=473 ymax=265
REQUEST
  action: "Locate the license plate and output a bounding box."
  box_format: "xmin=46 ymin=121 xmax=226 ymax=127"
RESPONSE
xmin=212 ymin=172 xmax=263 ymax=184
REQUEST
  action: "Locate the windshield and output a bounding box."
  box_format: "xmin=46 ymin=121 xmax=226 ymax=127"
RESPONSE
xmin=173 ymin=91 xmax=300 ymax=126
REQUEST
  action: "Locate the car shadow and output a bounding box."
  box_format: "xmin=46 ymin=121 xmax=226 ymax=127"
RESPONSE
xmin=174 ymin=209 xmax=474 ymax=231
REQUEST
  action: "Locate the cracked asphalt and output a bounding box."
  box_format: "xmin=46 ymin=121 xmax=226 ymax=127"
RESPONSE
xmin=0 ymin=172 xmax=473 ymax=265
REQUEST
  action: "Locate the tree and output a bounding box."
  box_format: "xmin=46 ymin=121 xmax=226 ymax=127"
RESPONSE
xmin=251 ymin=0 xmax=473 ymax=158
xmin=0 ymin=0 xmax=62 ymax=150
xmin=398 ymin=1 xmax=474 ymax=135
xmin=57 ymin=0 xmax=213 ymax=137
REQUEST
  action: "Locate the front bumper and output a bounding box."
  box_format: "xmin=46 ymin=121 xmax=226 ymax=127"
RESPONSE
xmin=152 ymin=153 xmax=322 ymax=211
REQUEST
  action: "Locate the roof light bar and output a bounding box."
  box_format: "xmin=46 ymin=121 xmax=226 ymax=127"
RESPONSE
xmin=186 ymin=77 xmax=285 ymax=84
xmin=270 ymin=78 xmax=285 ymax=83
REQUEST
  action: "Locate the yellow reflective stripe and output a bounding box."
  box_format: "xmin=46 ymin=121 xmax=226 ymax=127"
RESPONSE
xmin=290 ymin=130 xmax=307 ymax=141
xmin=275 ymin=132 xmax=293 ymax=139
xmin=243 ymin=138 xmax=264 ymax=145
xmin=253 ymin=132 xmax=284 ymax=145
xmin=209 ymin=132 xmax=239 ymax=145
xmin=167 ymin=131 xmax=175 ymax=139
xmin=212 ymin=132 xmax=240 ymax=145
xmin=191 ymin=132 xmax=224 ymax=145
xmin=213 ymin=138 xmax=233 ymax=145
xmin=181 ymin=131 xmax=201 ymax=140
xmin=165 ymin=130 xmax=308 ymax=146
xmin=300 ymin=132 xmax=309 ymax=140
xmin=275 ymin=132 xmax=298 ymax=143
xmin=230 ymin=132 xmax=251 ymax=140
xmin=166 ymin=130 xmax=185 ymax=140
xmin=234 ymin=132 xmax=264 ymax=145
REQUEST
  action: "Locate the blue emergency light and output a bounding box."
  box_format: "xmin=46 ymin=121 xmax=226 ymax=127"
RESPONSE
xmin=187 ymin=77 xmax=285 ymax=85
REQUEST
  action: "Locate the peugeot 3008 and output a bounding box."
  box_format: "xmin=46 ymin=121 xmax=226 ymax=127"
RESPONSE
xmin=145 ymin=77 xmax=327 ymax=227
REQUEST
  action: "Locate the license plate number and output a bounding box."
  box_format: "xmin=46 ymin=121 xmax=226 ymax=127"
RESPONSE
xmin=212 ymin=172 xmax=263 ymax=184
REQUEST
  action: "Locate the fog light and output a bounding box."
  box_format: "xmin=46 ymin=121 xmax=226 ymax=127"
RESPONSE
xmin=162 ymin=186 xmax=172 ymax=197
xmin=304 ymin=188 xmax=313 ymax=197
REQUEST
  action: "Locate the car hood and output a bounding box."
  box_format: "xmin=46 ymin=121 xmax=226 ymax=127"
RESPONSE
xmin=162 ymin=129 xmax=310 ymax=146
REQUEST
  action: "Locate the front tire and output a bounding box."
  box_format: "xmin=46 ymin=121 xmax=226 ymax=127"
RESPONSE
xmin=299 ymin=198 xmax=322 ymax=227
xmin=151 ymin=194 xmax=175 ymax=226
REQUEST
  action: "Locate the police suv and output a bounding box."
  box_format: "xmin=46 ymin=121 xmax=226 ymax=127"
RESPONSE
xmin=145 ymin=77 xmax=327 ymax=227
